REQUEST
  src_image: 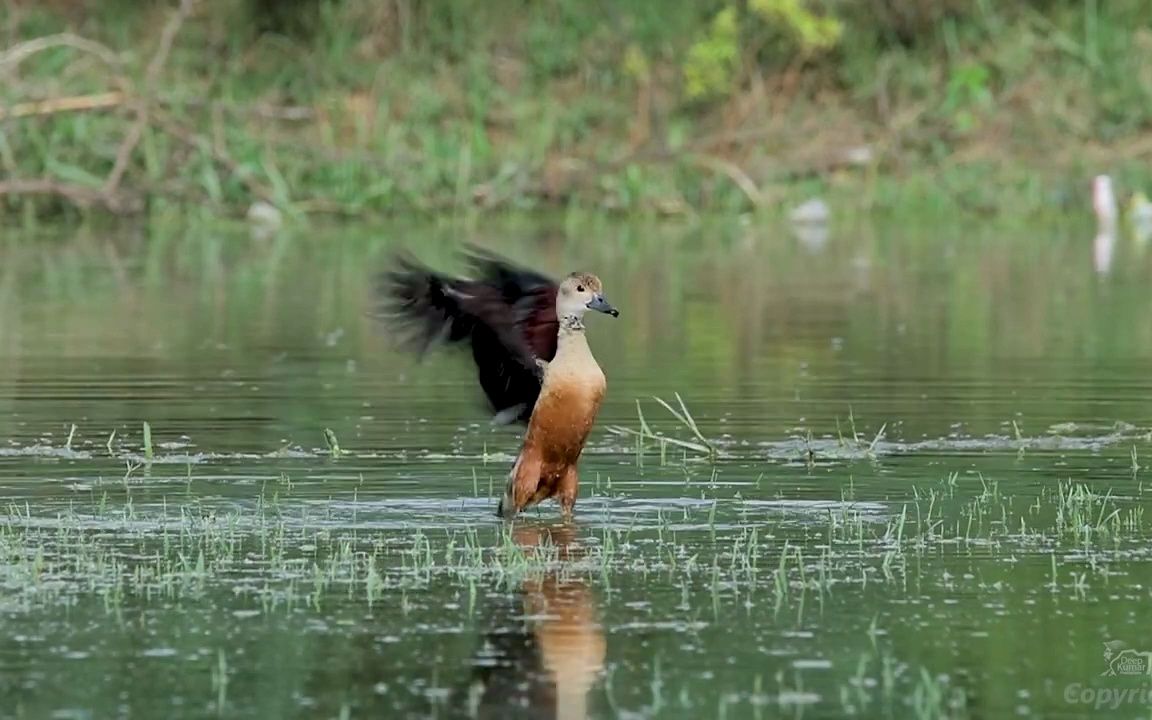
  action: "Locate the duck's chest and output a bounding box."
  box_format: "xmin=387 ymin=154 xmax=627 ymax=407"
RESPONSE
xmin=539 ymin=362 xmax=606 ymax=414
xmin=529 ymin=363 xmax=606 ymax=454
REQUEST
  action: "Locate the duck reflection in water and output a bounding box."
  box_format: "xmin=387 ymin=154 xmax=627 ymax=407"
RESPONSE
xmin=453 ymin=522 xmax=605 ymax=720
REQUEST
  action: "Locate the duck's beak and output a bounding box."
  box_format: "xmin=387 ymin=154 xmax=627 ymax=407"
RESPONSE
xmin=586 ymin=294 xmax=619 ymax=317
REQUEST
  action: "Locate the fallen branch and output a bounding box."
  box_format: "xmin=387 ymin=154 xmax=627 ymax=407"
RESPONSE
xmin=0 ymin=91 xmax=315 ymax=124
xmin=104 ymin=0 xmax=198 ymax=198
xmin=0 ymin=32 xmax=122 ymax=76
xmin=0 ymin=91 xmax=126 ymax=121
xmin=169 ymin=97 xmax=315 ymax=122
xmin=0 ymin=179 xmax=139 ymax=213
xmin=685 ymin=153 xmax=772 ymax=207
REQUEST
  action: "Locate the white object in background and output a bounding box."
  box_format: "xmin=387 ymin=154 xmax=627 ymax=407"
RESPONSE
xmin=1094 ymin=229 xmax=1115 ymax=275
xmin=792 ymin=223 xmax=829 ymax=253
xmin=1092 ymin=175 xmax=1118 ymax=276
xmin=246 ymin=201 xmax=283 ymax=239
xmin=1092 ymin=175 xmax=1118 ymax=234
xmin=790 ymin=198 xmax=830 ymax=225
xmin=1127 ymin=191 xmax=1152 ymax=245
xmin=788 ymin=198 xmax=830 ymax=252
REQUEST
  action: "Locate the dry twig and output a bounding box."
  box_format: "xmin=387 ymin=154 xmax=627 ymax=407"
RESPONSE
xmin=0 ymin=92 xmax=126 ymax=121
xmin=1 ymin=2 xmax=198 ymax=214
xmin=684 ymin=154 xmax=771 ymax=207
xmin=0 ymin=179 xmax=138 ymax=213
xmin=0 ymin=33 xmax=122 ymax=76
xmin=103 ymin=0 xmax=199 ymax=197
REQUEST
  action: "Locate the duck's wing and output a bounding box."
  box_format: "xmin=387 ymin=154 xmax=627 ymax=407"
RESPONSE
xmin=463 ymin=245 xmax=560 ymax=357
xmin=377 ymin=249 xmax=559 ymax=424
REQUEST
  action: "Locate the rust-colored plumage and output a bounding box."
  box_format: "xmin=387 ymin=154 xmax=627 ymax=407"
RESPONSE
xmin=378 ymin=248 xmax=617 ymax=518
xmin=500 ymin=357 xmax=606 ymax=517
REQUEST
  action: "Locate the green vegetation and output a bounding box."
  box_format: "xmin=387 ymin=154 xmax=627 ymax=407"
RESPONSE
xmin=3 ymin=0 xmax=1151 ymax=220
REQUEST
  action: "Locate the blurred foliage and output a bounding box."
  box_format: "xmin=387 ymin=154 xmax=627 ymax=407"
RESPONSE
xmin=683 ymin=7 xmax=741 ymax=101
xmin=683 ymin=0 xmax=843 ymax=101
xmin=942 ymin=62 xmax=993 ymax=135
xmin=750 ymin=0 xmax=843 ymax=53
xmin=2 ymin=0 xmax=1151 ymax=218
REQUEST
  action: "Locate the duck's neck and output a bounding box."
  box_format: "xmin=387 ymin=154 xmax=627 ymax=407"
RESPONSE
xmin=559 ymin=313 xmax=585 ymax=334
xmin=555 ymin=314 xmax=592 ymax=357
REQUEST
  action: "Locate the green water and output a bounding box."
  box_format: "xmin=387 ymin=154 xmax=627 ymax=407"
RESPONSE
xmin=3 ymin=215 xmax=1152 ymax=719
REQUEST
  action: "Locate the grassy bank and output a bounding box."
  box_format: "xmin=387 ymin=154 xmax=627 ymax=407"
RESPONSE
xmin=2 ymin=0 xmax=1151 ymax=221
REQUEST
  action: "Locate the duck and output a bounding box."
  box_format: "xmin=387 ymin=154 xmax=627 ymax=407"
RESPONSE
xmin=379 ymin=247 xmax=619 ymax=519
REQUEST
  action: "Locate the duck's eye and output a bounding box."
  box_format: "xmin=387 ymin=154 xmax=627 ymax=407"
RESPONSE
xmin=576 ymin=284 xmax=585 ymax=292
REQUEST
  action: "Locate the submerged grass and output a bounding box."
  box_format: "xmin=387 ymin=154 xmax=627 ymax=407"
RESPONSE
xmin=607 ymin=393 xmax=719 ymax=463
xmin=1 ymin=452 xmax=1143 ymax=717
xmin=3 ymin=401 xmax=1152 ymax=720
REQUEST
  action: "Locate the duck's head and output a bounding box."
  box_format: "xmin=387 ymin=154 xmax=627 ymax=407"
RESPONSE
xmin=557 ymin=272 xmax=618 ymax=319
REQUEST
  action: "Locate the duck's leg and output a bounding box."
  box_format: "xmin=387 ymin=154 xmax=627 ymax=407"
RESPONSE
xmin=556 ymin=465 xmax=579 ymax=516
xmin=498 ymin=448 xmax=543 ymax=519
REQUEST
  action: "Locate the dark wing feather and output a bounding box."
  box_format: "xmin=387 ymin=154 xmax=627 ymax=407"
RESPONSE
xmin=462 ymin=245 xmax=559 ymax=361
xmin=377 ymin=248 xmax=559 ymax=424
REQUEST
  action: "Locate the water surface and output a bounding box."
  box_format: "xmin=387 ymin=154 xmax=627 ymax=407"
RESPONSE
xmin=2 ymin=214 xmax=1152 ymax=719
